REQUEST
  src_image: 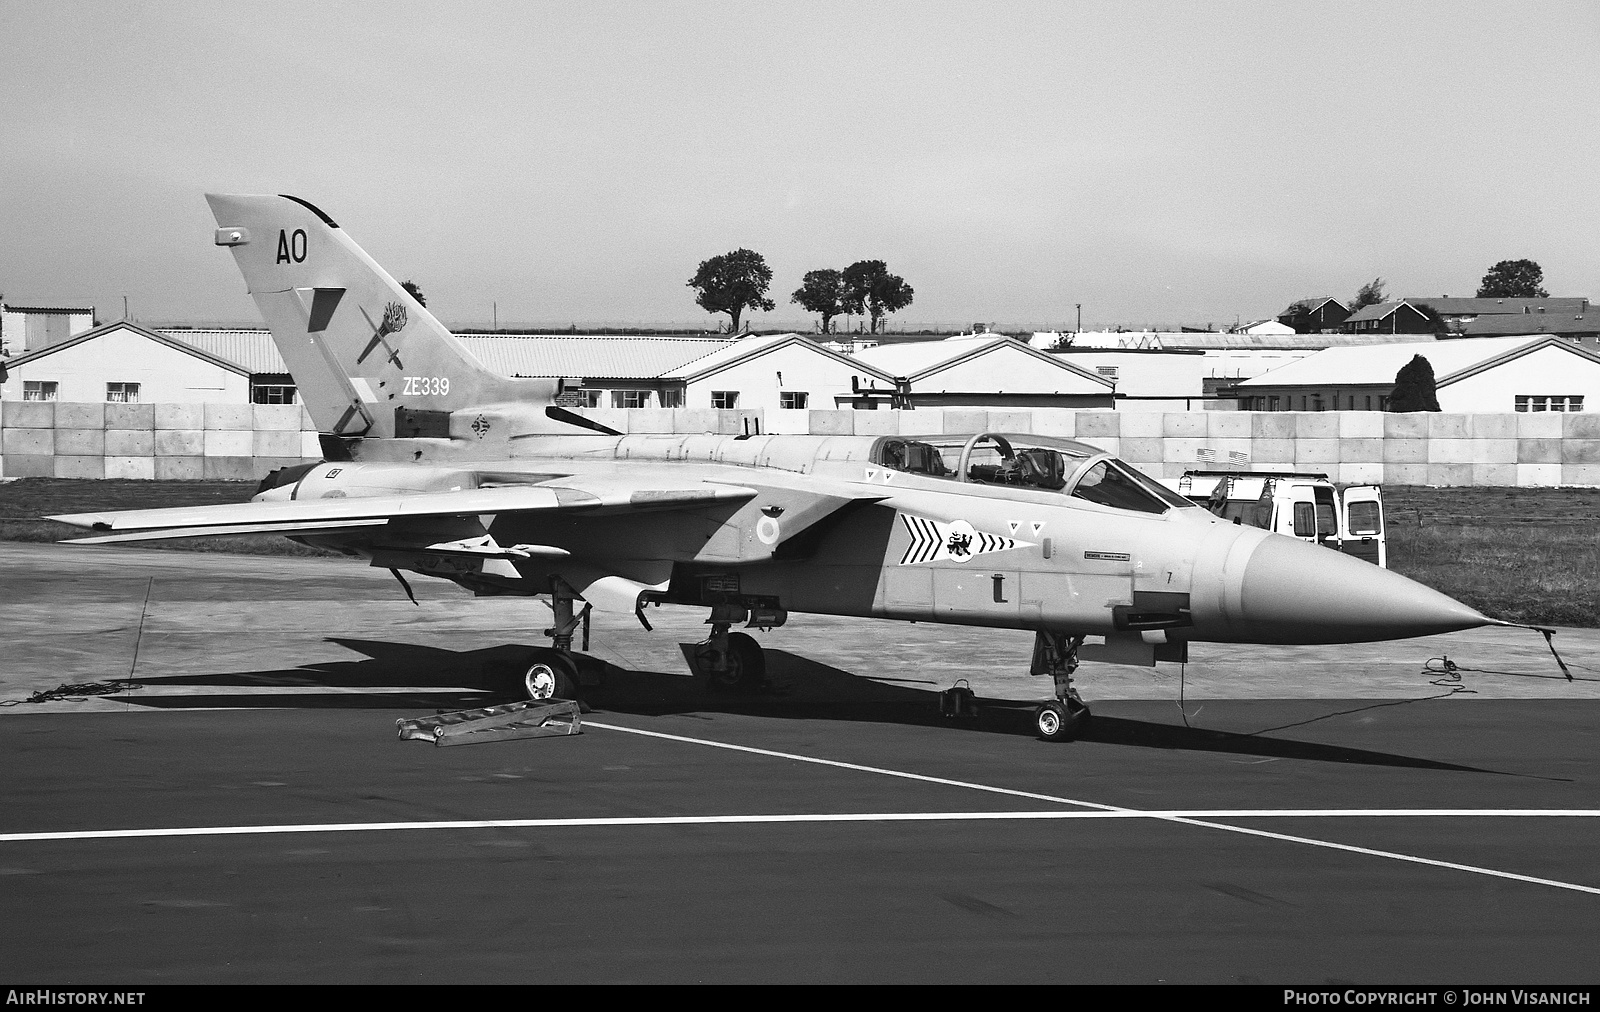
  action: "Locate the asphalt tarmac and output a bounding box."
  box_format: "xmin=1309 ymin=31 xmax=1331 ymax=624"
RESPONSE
xmin=3 ymin=542 xmax=1599 ymax=984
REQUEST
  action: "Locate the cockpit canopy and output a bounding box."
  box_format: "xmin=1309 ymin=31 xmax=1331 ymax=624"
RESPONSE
xmin=872 ymin=432 xmax=1194 ymax=515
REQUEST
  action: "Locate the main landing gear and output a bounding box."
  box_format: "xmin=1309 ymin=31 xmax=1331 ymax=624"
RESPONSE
xmin=521 ymin=577 xmax=594 ymax=703
xmin=691 ymin=604 xmax=768 ymax=694
xmin=1032 ymin=631 xmax=1090 ymax=742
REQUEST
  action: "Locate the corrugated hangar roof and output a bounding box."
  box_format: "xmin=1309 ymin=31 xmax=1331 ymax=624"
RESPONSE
xmin=459 ymin=335 xmax=734 ymax=378
xmin=1402 ymin=297 xmax=1589 ymax=316
xmin=159 ymin=330 xmax=739 ymax=379
xmin=1238 ymin=336 xmax=1549 ymax=387
xmin=161 ymin=330 xmax=288 ymax=373
xmin=1067 ymin=331 xmax=1430 ymax=350
xmin=851 ymin=336 xmax=1000 ymax=376
xmin=3 ymin=304 xmax=95 ymax=314
xmin=1458 ymin=313 xmax=1599 ymax=337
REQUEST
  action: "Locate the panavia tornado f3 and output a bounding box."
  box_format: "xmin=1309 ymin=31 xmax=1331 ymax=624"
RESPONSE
xmin=51 ymin=194 xmax=1493 ymax=740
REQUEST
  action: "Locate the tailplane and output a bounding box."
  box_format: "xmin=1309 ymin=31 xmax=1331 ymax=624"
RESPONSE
xmin=206 ymin=193 xmax=555 ymax=438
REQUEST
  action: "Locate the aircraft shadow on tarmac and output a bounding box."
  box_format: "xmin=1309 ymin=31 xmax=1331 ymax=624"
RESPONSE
xmin=109 ymin=636 xmax=1510 ymax=776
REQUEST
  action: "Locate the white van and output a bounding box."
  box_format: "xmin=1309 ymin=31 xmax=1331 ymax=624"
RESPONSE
xmin=1162 ymin=470 xmax=1387 ymax=568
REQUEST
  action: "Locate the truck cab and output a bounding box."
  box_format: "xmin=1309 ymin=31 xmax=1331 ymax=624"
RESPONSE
xmin=1163 ymin=470 xmax=1387 ymax=568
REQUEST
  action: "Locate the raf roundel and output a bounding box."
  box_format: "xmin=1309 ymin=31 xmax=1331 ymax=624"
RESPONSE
xmin=756 ymin=515 xmax=782 ymax=545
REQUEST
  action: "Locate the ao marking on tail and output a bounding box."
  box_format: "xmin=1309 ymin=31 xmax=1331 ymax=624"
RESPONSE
xmin=276 ymin=228 xmax=307 ymax=264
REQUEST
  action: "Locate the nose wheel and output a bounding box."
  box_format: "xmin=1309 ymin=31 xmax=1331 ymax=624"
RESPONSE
xmin=1032 ymin=631 xmax=1090 ymax=742
xmin=523 ymin=652 xmax=580 ymax=701
xmin=1035 ymin=695 xmax=1090 ymax=741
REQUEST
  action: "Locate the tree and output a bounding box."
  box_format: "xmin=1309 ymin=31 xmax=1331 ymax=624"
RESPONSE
xmin=1477 ymin=260 xmax=1548 ymax=299
xmin=1351 ymin=278 xmax=1386 ymax=311
xmin=401 ymin=280 xmax=427 ymax=307
xmin=688 ymin=249 xmax=775 ymax=333
xmin=790 ymin=268 xmax=849 ymax=333
xmin=1411 ymin=301 xmax=1450 ymax=336
xmin=842 ymin=260 xmax=915 ymax=333
xmin=1387 ymin=354 xmax=1441 ymax=412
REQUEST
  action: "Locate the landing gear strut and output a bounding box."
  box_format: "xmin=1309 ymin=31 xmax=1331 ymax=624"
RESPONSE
xmin=693 ymin=605 xmax=767 ymax=694
xmin=521 ymin=577 xmax=592 ymax=702
xmin=1032 ymin=631 xmax=1089 ymax=742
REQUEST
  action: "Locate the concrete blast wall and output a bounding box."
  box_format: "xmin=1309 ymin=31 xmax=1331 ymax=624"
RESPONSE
xmin=581 ymin=407 xmax=1600 ymax=486
xmin=3 ymin=403 xmax=1598 ymax=485
xmin=0 ymin=401 xmax=320 ymax=480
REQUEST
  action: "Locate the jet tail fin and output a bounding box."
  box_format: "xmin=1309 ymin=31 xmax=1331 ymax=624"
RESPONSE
xmin=206 ymin=193 xmax=555 ymax=438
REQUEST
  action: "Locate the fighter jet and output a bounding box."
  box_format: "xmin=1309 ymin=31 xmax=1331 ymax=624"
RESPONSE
xmin=49 ymin=195 xmax=1493 ymax=740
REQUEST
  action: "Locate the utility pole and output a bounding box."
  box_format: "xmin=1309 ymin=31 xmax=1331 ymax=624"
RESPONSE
xmin=123 ymin=295 xmax=129 ymax=321
xmin=1075 ymin=303 xmax=1082 ymax=334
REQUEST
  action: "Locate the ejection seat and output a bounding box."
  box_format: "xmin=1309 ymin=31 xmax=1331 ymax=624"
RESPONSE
xmin=878 ymin=439 xmax=950 ymax=477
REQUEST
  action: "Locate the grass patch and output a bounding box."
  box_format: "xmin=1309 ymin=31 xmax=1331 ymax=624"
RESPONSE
xmin=0 ymin=478 xmax=339 ymax=558
xmin=1387 ymin=524 xmax=1600 ymax=627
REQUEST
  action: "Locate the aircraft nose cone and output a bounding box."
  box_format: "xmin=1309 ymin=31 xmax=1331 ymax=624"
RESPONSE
xmin=1234 ymin=534 xmax=1488 ymax=643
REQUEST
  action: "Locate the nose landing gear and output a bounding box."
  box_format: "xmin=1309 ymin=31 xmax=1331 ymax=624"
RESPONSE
xmin=521 ymin=577 xmax=594 ymax=704
xmin=1032 ymin=631 xmax=1090 ymax=741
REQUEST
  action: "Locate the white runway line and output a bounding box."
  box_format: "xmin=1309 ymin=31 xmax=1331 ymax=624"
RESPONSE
xmin=5 ymin=720 xmax=1600 ymax=897
xmin=587 ymin=720 xmax=1600 ymax=898
xmin=5 ymin=808 xmax=1600 ymax=844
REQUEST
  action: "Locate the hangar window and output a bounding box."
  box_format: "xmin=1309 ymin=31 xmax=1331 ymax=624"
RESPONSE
xmin=780 ymin=391 xmax=808 ymax=409
xmin=252 ymin=383 xmax=298 ymax=404
xmin=611 ymin=389 xmax=652 ymax=409
xmin=712 ymin=391 xmax=739 ymax=409
xmin=22 ymin=381 xmax=58 ymax=402
xmin=659 ymin=389 xmax=683 ymax=408
xmin=106 ymin=382 xmax=140 ymax=404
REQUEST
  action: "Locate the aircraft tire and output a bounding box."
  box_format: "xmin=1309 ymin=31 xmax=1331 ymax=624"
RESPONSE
xmin=704 ymin=632 xmax=767 ymax=695
xmin=1035 ymin=701 xmax=1077 ymax=742
xmin=523 ymin=652 xmax=580 ymax=701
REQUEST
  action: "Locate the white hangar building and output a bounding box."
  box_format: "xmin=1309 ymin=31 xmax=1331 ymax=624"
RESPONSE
xmin=0 ymin=322 xmax=262 ymax=405
xmin=1237 ymin=336 xmax=1600 ymax=413
xmin=1047 ymin=348 xmax=1210 ymax=410
xmin=852 ymin=336 xmax=1115 ymax=409
xmin=1 ymin=326 xmax=900 ymax=421
xmin=657 ymin=333 xmax=896 ymax=412
xmin=464 ymin=332 xmax=896 ymax=414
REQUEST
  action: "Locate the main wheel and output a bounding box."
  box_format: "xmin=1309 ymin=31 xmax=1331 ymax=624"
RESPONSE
xmin=1035 ymin=701 xmax=1078 ymax=742
xmin=523 ymin=652 xmax=580 ymax=701
xmin=701 ymin=631 xmax=768 ymax=694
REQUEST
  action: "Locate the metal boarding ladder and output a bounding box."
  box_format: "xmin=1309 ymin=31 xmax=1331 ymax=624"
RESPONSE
xmin=397 ymin=699 xmax=582 ymax=747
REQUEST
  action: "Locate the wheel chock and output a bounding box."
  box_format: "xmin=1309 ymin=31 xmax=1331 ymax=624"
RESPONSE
xmin=397 ymin=699 xmax=582 ymax=747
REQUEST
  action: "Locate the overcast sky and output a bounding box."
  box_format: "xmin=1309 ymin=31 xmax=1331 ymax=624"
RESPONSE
xmin=2 ymin=1 xmax=1597 ymax=331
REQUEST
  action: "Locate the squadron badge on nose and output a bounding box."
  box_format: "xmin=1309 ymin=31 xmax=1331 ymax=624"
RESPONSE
xmin=899 ymin=516 xmax=1027 ymax=565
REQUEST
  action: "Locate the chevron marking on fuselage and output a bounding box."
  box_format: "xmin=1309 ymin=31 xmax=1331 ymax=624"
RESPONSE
xmin=897 ymin=514 xmax=1031 ymax=566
